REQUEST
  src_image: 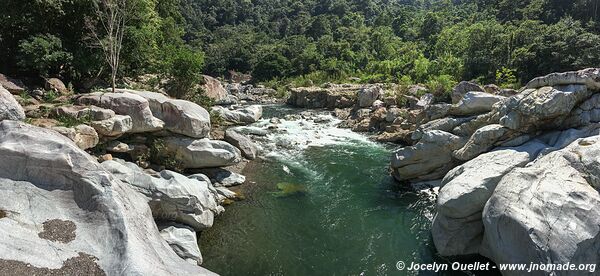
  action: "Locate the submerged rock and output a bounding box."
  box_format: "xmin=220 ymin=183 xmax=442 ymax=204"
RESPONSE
xmin=271 ymin=182 xmax=307 ymax=197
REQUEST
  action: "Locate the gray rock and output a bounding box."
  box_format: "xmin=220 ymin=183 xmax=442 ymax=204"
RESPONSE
xmin=0 ymin=85 xmax=25 ymax=121
xmin=102 ymin=159 xmax=223 ymax=230
xmin=158 ymin=223 xmax=203 ymax=265
xmin=91 ymin=115 xmax=133 ymax=137
xmin=525 ymin=67 xmax=600 ymax=90
xmin=494 ymin=85 xmax=592 ymax=131
xmin=0 ymin=74 xmax=25 ymax=95
xmin=225 ymin=129 xmax=258 ymax=159
xmin=358 ymin=86 xmax=382 ymax=108
xmin=52 ymin=124 xmax=99 ymax=150
xmin=161 ymin=136 xmax=242 ymax=169
xmin=480 ymin=135 xmax=600 ymax=271
xmin=433 ymin=141 xmax=547 ymax=256
xmin=391 ymin=130 xmax=467 ymax=182
xmin=453 ymin=124 xmax=517 ymax=161
xmin=127 ymin=90 xmax=211 ymax=138
xmin=200 ymin=168 xmax=246 ymax=187
xmin=416 ymin=93 xmax=434 ymax=108
xmin=76 ymin=91 xmax=164 ymax=133
xmin=449 ymin=92 xmax=506 ymax=116
xmin=54 ymin=105 xmax=116 ymax=121
xmin=212 ymin=105 xmax=263 ymax=125
xmin=451 ymin=81 xmax=485 ymax=104
xmin=0 ymin=121 xmax=215 ymax=275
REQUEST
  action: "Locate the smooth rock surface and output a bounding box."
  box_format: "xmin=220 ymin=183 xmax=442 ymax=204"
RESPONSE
xmin=0 ymin=121 xmax=215 ymax=275
xmin=102 ymin=159 xmax=223 ymax=230
xmin=212 ymin=105 xmax=263 ymax=125
xmin=161 ymin=137 xmax=242 ymax=169
xmin=76 ymin=92 xmax=164 ymax=133
xmin=451 ymin=81 xmax=485 ymax=104
xmin=433 ymin=141 xmax=548 ymax=256
xmin=0 ymin=85 xmax=25 ymax=121
xmin=127 ymin=90 xmax=211 ymax=138
xmin=159 ymin=223 xmax=203 ymax=265
xmin=449 ymin=92 xmax=505 ymax=116
xmin=391 ymin=130 xmax=466 ymax=182
xmin=480 ymin=135 xmax=600 ymax=271
xmin=224 ymin=129 xmax=258 ymax=159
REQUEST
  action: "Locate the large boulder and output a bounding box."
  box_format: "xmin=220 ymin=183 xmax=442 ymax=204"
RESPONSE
xmin=212 ymin=105 xmax=262 ymax=125
xmin=391 ymin=130 xmax=467 ymax=182
xmin=452 ymin=124 xmax=518 ymax=161
xmin=161 ymin=136 xmax=242 ymax=169
xmin=125 ymin=90 xmax=211 ymax=138
xmin=493 ymin=85 xmax=592 ymax=131
xmin=75 ymin=92 xmax=164 ymax=133
xmin=0 ymin=85 xmax=25 ymax=121
xmin=451 ymin=81 xmax=485 ymax=104
xmin=432 ymin=140 xmax=548 ymax=256
xmin=201 ymin=75 xmax=227 ymax=102
xmin=0 ymin=74 xmax=25 ymax=95
xmin=102 ymin=160 xmax=222 ymax=231
xmin=480 ymin=134 xmax=600 ymax=272
xmin=224 ymin=129 xmax=258 ymax=159
xmin=159 ymin=223 xmax=203 ymax=265
xmin=44 ymin=78 xmax=69 ymax=95
xmin=525 ymin=67 xmax=600 ymax=90
xmin=449 ymin=92 xmax=506 ymax=116
xmin=0 ymin=121 xmax=215 ymax=275
xmin=357 ymin=85 xmax=382 ymax=108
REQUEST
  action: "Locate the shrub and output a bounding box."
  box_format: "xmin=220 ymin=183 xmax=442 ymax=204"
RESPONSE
xmin=496 ymin=67 xmax=518 ymax=89
xmin=17 ymin=34 xmax=73 ymax=77
xmin=167 ymin=47 xmax=205 ymax=99
xmin=426 ymin=74 xmax=457 ymax=103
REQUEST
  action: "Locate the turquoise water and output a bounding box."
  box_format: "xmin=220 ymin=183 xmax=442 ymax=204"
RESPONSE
xmin=200 ymin=106 xmax=461 ymax=275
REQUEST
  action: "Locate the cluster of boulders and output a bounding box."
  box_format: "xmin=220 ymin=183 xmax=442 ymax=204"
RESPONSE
xmin=0 ymin=73 xmax=266 ymax=274
xmin=389 ymin=68 xmax=600 ymax=273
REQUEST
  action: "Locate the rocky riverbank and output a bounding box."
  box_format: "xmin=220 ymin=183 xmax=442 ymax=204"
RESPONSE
xmin=0 ymin=73 xmax=275 ymax=274
xmin=285 ymin=68 xmax=600 ymax=274
xmin=390 ymin=68 xmax=600 ymax=274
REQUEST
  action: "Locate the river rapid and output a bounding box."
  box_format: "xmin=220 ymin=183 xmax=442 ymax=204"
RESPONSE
xmin=200 ymin=105 xmax=462 ymax=276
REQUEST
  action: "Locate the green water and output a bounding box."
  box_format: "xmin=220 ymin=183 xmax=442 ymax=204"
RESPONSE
xmin=200 ymin=106 xmax=456 ymax=275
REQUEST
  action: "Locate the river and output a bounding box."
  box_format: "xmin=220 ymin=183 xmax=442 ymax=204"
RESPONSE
xmin=200 ymin=105 xmax=462 ymax=275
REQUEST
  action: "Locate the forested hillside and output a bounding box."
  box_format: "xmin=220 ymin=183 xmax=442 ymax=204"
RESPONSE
xmin=1 ymin=0 xmax=599 ymax=91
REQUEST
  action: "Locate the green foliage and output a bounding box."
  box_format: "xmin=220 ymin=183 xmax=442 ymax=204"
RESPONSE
xmin=184 ymin=87 xmax=214 ymax=109
xmin=2 ymin=0 xmax=600 ymax=91
xmin=55 ymin=111 xmax=92 ymax=128
xmin=426 ymin=75 xmax=457 ymax=103
xmin=166 ymin=47 xmax=205 ymax=98
xmin=43 ymin=90 xmax=59 ymax=102
xmin=17 ymin=34 xmax=73 ymax=77
xmin=149 ymin=138 xmax=184 ymax=172
xmin=496 ymin=67 xmax=518 ymax=88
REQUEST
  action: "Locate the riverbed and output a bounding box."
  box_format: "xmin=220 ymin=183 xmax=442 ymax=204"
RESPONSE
xmin=200 ymin=105 xmax=457 ymax=275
